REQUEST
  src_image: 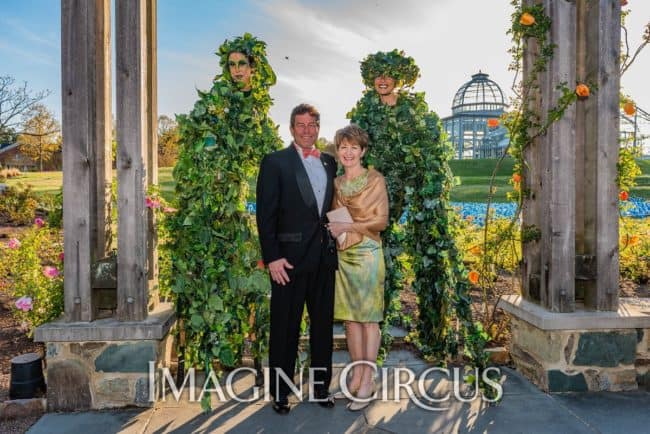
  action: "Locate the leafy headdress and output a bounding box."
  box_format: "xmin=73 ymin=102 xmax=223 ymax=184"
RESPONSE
xmin=216 ymin=32 xmax=277 ymax=89
xmin=360 ymin=49 xmax=420 ymax=89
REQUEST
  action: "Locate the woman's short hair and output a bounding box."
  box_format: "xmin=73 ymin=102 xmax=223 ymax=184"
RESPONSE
xmin=334 ymin=124 xmax=369 ymax=150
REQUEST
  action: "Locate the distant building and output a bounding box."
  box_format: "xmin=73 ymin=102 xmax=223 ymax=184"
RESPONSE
xmin=621 ymin=106 xmax=650 ymax=157
xmin=0 ymin=142 xmax=62 ymax=171
xmin=442 ymin=72 xmax=508 ymax=159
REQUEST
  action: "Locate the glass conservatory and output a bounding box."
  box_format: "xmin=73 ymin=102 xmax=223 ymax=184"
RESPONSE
xmin=442 ymin=72 xmax=508 ymax=159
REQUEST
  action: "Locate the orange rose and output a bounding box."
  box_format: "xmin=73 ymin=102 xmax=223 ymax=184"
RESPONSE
xmin=619 ymin=190 xmax=629 ymax=201
xmin=575 ymin=83 xmax=590 ymax=98
xmin=256 ymin=259 xmax=265 ymax=270
xmin=512 ymin=173 xmax=522 ymax=183
xmin=470 ymin=245 xmax=482 ymax=255
xmin=629 ymin=235 xmax=639 ymax=246
xmin=487 ymin=118 xmax=500 ymax=128
xmin=468 ymin=270 xmax=480 ymax=285
xmin=623 ymin=102 xmax=636 ymax=116
xmin=520 ymin=12 xmax=536 ymax=26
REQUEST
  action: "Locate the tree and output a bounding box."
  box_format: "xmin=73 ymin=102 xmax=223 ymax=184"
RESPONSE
xmin=158 ymin=114 xmax=180 ymax=167
xmin=17 ymin=104 xmax=61 ymax=171
xmin=0 ymin=76 xmax=50 ymax=137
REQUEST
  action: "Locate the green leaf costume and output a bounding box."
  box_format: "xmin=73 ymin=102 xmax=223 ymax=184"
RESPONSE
xmin=348 ymin=50 xmax=483 ymax=361
xmin=166 ymin=34 xmax=281 ymax=393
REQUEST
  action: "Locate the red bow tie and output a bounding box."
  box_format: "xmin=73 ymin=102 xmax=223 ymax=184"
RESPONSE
xmin=300 ymin=147 xmax=321 ymax=159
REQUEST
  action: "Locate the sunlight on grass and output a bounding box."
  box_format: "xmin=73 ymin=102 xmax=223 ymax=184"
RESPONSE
xmin=4 ymin=159 xmax=650 ymax=203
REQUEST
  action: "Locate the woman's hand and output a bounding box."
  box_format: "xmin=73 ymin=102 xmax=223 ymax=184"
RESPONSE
xmin=327 ymin=222 xmax=352 ymax=238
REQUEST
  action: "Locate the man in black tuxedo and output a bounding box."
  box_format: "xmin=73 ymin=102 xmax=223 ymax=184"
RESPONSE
xmin=256 ymin=103 xmax=338 ymax=414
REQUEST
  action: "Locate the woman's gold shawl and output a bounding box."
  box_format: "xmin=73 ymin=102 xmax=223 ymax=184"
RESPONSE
xmin=331 ymin=168 xmax=389 ymax=250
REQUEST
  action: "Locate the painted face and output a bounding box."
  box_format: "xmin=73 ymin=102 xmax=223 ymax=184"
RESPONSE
xmin=228 ymin=52 xmax=253 ymax=91
xmin=290 ymin=112 xmax=320 ymax=149
xmin=374 ymin=75 xmax=396 ymax=96
xmin=337 ymin=137 xmax=366 ymax=170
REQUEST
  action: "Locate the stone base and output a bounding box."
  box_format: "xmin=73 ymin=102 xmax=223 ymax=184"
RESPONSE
xmin=34 ymin=303 xmax=175 ymax=410
xmin=500 ymin=295 xmax=650 ymax=393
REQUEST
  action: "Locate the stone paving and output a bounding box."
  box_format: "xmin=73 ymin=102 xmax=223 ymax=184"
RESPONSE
xmin=25 ymin=348 xmax=650 ymax=434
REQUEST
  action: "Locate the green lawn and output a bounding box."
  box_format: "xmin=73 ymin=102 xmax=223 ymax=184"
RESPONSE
xmin=5 ymin=159 xmax=650 ymax=203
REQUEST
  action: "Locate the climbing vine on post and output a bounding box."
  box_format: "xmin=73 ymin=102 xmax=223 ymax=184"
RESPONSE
xmin=164 ymin=33 xmax=281 ymax=410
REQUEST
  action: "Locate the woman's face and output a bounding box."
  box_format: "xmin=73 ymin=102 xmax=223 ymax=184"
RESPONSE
xmin=337 ymin=137 xmax=366 ymax=170
xmin=374 ymin=75 xmax=396 ymax=95
xmin=228 ymin=52 xmax=253 ymax=91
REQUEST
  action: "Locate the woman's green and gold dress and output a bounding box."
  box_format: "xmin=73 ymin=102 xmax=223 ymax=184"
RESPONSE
xmin=332 ymin=168 xmax=389 ymax=322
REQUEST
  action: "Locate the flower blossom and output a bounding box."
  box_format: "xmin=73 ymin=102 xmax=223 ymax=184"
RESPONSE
xmin=43 ymin=266 xmax=59 ymax=278
xmin=7 ymin=238 xmax=20 ymax=249
xmin=15 ymin=296 xmax=33 ymax=312
xmin=146 ymin=197 xmax=161 ymax=209
xmin=34 ymin=217 xmax=45 ymax=228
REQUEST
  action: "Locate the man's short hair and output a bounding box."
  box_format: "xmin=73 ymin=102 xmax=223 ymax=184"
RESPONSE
xmin=290 ymin=103 xmax=320 ymax=127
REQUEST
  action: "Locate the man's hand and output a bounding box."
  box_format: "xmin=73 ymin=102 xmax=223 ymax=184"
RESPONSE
xmin=268 ymin=258 xmax=294 ymax=285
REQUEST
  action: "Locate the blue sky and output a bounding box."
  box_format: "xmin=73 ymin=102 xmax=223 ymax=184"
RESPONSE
xmin=1 ymin=0 xmax=649 ymax=143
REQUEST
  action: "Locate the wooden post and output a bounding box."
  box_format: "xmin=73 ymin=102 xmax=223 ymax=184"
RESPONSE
xmin=539 ymin=0 xmax=576 ymax=312
xmin=145 ymin=0 xmax=159 ymax=309
xmin=580 ymin=0 xmax=620 ymax=311
xmin=61 ymin=0 xmax=111 ymax=322
xmin=521 ymin=0 xmax=542 ymax=303
xmin=116 ymin=0 xmax=148 ymax=321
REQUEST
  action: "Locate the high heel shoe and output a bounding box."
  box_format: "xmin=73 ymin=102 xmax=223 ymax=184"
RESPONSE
xmin=346 ymin=383 xmax=376 ymax=411
xmin=333 ymin=383 xmax=360 ymax=399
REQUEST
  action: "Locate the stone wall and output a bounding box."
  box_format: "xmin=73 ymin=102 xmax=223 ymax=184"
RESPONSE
xmin=44 ymin=335 xmax=173 ymax=410
xmin=510 ymin=316 xmax=649 ymax=392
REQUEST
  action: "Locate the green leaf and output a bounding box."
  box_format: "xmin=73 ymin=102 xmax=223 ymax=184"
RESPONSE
xmin=190 ymin=314 xmax=205 ymax=328
xmin=208 ymin=295 xmax=224 ymax=311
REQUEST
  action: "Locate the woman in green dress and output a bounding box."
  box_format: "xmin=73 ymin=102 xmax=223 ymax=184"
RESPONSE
xmin=327 ymin=124 xmax=389 ymax=410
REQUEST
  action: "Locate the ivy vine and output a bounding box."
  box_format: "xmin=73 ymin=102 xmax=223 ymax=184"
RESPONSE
xmin=165 ymin=33 xmax=282 ymax=410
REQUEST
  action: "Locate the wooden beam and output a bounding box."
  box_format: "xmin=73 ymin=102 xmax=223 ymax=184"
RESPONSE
xmin=581 ymin=0 xmax=620 ymax=311
xmin=116 ymin=0 xmax=148 ymax=321
xmin=93 ymin=0 xmax=113 ymax=261
xmin=521 ymin=0 xmax=543 ymax=304
xmin=540 ymin=0 xmax=576 ymax=312
xmin=61 ymin=0 xmax=111 ymax=322
xmin=146 ymin=0 xmax=159 ymax=310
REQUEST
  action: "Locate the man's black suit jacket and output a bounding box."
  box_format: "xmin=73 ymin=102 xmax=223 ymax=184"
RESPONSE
xmin=256 ymin=146 xmax=338 ymax=274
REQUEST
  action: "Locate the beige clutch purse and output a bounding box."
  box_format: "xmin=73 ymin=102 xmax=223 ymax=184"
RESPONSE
xmin=326 ymin=206 xmax=353 ymax=245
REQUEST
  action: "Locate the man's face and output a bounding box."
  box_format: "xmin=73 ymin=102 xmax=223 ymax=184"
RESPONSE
xmin=290 ymin=112 xmax=319 ymax=149
xmin=228 ymin=52 xmax=253 ymax=91
xmin=374 ymin=75 xmax=396 ymax=96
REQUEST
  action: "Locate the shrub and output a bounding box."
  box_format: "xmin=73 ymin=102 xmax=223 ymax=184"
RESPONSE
xmin=619 ymin=217 xmax=650 ymax=283
xmin=0 ymin=221 xmax=64 ymax=336
xmin=0 ymin=183 xmax=39 ymax=225
xmin=0 ymin=168 xmax=22 ymax=179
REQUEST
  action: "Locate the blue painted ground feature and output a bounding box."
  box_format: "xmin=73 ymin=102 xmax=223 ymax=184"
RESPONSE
xmin=245 ymin=197 xmax=650 ymax=226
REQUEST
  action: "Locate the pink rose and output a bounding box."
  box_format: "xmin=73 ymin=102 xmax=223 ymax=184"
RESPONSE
xmin=43 ymin=266 xmax=59 ymax=278
xmin=34 ymin=217 xmax=45 ymax=228
xmin=7 ymin=238 xmax=20 ymax=249
xmin=146 ymin=197 xmax=161 ymax=209
xmin=15 ymin=296 xmax=33 ymax=312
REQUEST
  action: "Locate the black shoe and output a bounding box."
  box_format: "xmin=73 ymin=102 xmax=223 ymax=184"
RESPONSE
xmin=255 ymin=370 xmax=264 ymax=387
xmin=314 ymin=392 xmax=335 ymax=408
xmin=272 ymin=400 xmax=290 ymax=414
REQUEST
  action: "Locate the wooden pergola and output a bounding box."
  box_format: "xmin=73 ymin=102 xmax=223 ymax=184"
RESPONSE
xmin=520 ymin=0 xmax=620 ymax=313
xmin=61 ymin=0 xmax=158 ymax=323
xmin=35 ymin=0 xmax=649 ymax=406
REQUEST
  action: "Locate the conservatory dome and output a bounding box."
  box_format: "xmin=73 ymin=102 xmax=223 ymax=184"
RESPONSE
xmin=451 ymin=72 xmax=506 ymax=115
